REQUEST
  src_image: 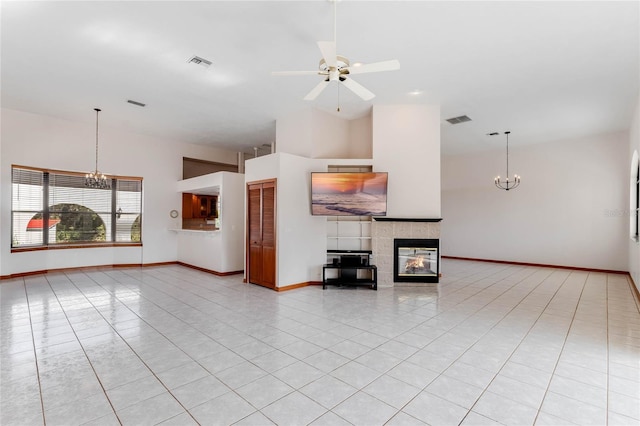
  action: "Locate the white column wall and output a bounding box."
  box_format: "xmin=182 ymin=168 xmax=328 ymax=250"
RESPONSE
xmin=441 ymin=132 xmax=629 ymax=271
xmin=221 ymin=172 xmax=247 ymax=273
xmin=276 ymin=154 xmax=327 ymax=286
xmin=276 ymin=108 xmax=372 ymax=160
xmin=372 ymin=105 xmax=441 ymax=218
xmin=310 ymin=111 xmax=350 ymax=159
xmin=244 ymin=153 xmax=327 ymax=288
xmin=274 ymin=109 xmax=314 ymax=158
xmin=348 ymin=115 xmax=373 ymax=159
xmin=175 ymin=171 xmax=244 ymax=273
xmin=1 ymin=108 xmax=238 ymax=276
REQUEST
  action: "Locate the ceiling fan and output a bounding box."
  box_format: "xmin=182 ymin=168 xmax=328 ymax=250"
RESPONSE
xmin=272 ymin=2 xmax=400 ymax=102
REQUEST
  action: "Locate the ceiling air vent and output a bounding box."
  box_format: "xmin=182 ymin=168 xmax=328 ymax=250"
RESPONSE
xmin=188 ymin=55 xmax=213 ymax=68
xmin=445 ymin=115 xmax=472 ymax=125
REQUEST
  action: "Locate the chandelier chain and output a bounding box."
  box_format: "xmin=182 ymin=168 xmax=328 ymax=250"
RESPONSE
xmin=85 ymin=107 xmax=110 ymax=189
xmin=95 ymin=108 xmax=100 ymax=173
xmin=494 ymin=130 xmax=520 ymax=191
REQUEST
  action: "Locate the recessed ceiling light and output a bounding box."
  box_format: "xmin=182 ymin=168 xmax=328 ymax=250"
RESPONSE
xmin=409 ymin=90 xmax=423 ymax=96
xmin=352 ymin=62 xmax=363 ymax=68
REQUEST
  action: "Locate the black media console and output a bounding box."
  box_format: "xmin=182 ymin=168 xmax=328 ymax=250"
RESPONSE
xmin=322 ymin=251 xmax=377 ymax=290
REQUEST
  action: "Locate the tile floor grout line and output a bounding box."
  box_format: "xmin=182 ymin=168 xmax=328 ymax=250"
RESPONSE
xmin=457 ymin=268 xmax=581 ymax=425
xmin=4 ymin=260 xmax=637 ymax=426
xmin=530 ymin=271 xmax=593 ymax=426
xmin=22 ymin=277 xmax=48 ymax=426
xmin=63 ymin=269 xmax=221 ymax=425
xmin=87 ymin=268 xmax=330 ymax=424
xmin=387 ymin=266 xmax=560 ymax=423
xmin=40 ymin=274 xmax=125 ymax=426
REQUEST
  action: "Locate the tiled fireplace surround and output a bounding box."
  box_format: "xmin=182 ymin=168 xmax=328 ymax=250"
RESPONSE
xmin=372 ymin=219 xmax=442 ymax=287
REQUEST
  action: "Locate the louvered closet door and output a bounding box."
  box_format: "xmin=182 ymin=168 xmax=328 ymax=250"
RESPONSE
xmin=248 ymin=184 xmax=263 ymax=285
xmin=247 ymin=180 xmax=276 ymax=288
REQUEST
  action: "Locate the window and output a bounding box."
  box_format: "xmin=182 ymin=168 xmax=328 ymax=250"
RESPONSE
xmin=11 ymin=166 xmax=142 ymax=249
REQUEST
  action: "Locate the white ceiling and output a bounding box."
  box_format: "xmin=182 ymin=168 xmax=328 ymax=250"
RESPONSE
xmin=2 ymin=1 xmax=638 ymax=156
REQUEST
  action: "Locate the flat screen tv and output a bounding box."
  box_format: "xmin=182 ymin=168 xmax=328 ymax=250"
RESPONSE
xmin=311 ymin=172 xmax=388 ymax=216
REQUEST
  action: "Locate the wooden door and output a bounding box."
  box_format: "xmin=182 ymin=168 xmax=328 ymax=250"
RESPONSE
xmin=247 ymin=180 xmax=276 ymax=288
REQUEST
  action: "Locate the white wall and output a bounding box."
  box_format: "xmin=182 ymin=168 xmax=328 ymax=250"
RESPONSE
xmin=441 ymin=132 xmax=629 ymax=271
xmin=310 ymin=111 xmax=350 ymax=159
xmin=372 ymin=105 xmax=441 ymax=218
xmin=629 ymin=97 xmax=640 ymax=291
xmin=221 ymin=172 xmax=247 ymax=272
xmin=1 ymin=108 xmax=238 ymax=276
xmin=349 ymin=115 xmax=373 ymax=159
xmin=244 ymin=153 xmax=327 ymax=288
xmin=175 ymin=171 xmax=245 ymax=273
xmin=244 ymin=153 xmax=375 ymax=288
xmin=276 ymin=108 xmax=372 ymax=160
xmin=274 ymin=109 xmax=314 ymax=158
xmin=276 ymin=154 xmax=328 ymax=286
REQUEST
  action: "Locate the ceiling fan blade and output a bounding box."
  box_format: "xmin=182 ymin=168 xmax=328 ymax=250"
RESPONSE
xmin=304 ymin=80 xmax=330 ymax=101
xmin=317 ymin=41 xmax=337 ymax=68
xmin=349 ymin=59 xmax=400 ymax=75
xmin=271 ymin=71 xmax=323 ymax=76
xmin=341 ymin=77 xmax=375 ymax=101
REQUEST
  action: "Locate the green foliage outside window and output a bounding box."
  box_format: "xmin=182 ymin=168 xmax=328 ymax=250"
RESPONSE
xmin=131 ymin=215 xmax=141 ymax=242
xmin=34 ymin=204 xmax=107 ymax=243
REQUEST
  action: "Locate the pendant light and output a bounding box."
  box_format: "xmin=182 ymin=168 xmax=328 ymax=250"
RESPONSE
xmin=85 ymin=108 xmax=110 ymax=189
xmin=494 ymin=131 xmax=521 ymax=191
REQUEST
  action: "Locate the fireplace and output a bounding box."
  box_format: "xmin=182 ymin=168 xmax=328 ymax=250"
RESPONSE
xmin=394 ymin=238 xmax=439 ymax=283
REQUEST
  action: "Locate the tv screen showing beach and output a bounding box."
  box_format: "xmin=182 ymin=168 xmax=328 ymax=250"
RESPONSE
xmin=311 ymin=172 xmax=388 ymax=216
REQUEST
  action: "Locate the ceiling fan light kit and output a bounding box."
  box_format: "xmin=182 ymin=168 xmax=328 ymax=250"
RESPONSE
xmin=272 ymin=1 xmax=399 ymax=104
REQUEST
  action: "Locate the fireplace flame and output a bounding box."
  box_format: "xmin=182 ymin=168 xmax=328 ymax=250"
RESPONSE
xmin=405 ymin=255 xmax=424 ymax=270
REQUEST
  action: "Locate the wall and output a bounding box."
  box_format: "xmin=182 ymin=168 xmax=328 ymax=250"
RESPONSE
xmin=221 ymin=172 xmax=247 ymax=272
xmin=275 ymin=154 xmax=328 ymax=286
xmin=1 ymin=108 xmax=238 ymax=276
xmin=348 ymin=115 xmax=373 ymax=159
xmin=369 ymin=105 xmax=441 ymax=285
xmin=274 ymin=109 xmax=313 ymax=158
xmin=310 ymin=111 xmax=350 ymax=159
xmin=629 ymin=97 xmax=640 ymax=291
xmin=372 ymin=105 xmax=441 ymax=218
xmin=175 ymin=171 xmax=244 ymax=273
xmin=244 ymin=153 xmax=375 ymax=288
xmin=269 ymin=105 xmax=441 ymax=288
xmin=276 ymin=108 xmax=372 ymax=160
xmin=244 ymin=153 xmax=327 ymax=288
xmin=441 ymin=132 xmax=629 ymax=271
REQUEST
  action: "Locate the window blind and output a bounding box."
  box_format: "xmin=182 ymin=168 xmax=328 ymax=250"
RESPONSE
xmin=11 ymin=166 xmax=142 ymax=248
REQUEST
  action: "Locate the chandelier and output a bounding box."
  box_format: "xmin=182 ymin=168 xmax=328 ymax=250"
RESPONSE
xmin=85 ymin=108 xmax=110 ymax=189
xmin=494 ymin=131 xmax=521 ymax=191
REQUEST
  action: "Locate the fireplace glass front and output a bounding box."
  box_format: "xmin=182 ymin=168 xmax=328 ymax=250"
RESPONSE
xmin=394 ymin=238 xmax=439 ymax=283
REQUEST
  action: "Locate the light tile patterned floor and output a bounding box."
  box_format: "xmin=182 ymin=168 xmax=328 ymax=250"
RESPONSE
xmin=1 ymin=259 xmax=639 ymax=425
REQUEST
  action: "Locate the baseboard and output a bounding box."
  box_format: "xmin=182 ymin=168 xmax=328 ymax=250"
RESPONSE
xmin=0 ymin=261 xmax=243 ymax=280
xmin=141 ymin=261 xmax=179 ymax=268
xmin=176 ymin=262 xmax=243 ymax=277
xmin=275 ymin=281 xmax=322 ymax=292
xmin=442 ymin=255 xmax=629 ymax=275
xmin=0 ymin=262 xmax=163 ymax=280
xmin=629 ymin=274 xmax=640 ymax=309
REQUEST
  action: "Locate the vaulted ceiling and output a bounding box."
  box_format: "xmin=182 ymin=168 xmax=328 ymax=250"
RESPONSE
xmin=2 ymin=1 xmax=638 ymax=156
